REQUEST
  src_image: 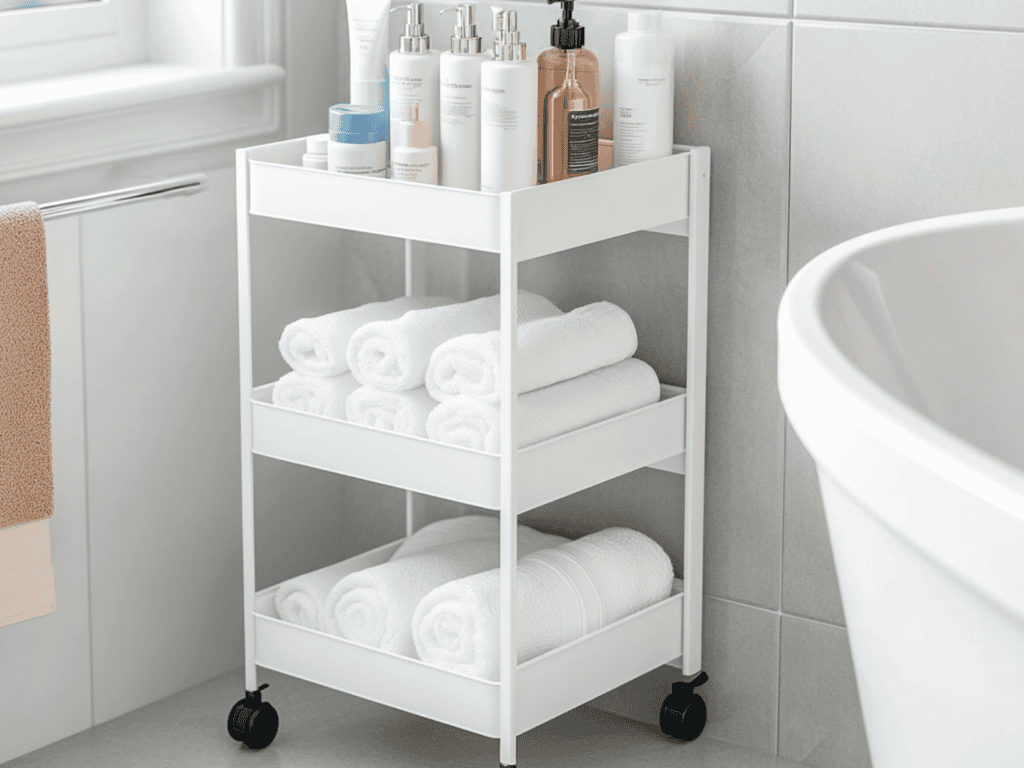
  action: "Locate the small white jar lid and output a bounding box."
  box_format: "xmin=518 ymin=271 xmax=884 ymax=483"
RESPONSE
xmin=305 ymin=133 xmax=329 ymax=154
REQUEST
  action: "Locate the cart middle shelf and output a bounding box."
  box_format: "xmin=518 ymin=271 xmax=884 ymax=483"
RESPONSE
xmin=250 ymin=382 xmax=686 ymax=513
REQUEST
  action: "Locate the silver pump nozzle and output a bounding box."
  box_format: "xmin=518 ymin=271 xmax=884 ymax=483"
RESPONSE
xmin=391 ymin=3 xmax=430 ymax=53
xmin=494 ymin=9 xmax=526 ymax=61
xmin=440 ymin=4 xmax=482 ymax=54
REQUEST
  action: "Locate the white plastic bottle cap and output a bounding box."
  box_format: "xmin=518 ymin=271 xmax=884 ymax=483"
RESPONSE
xmin=306 ymin=133 xmax=329 ymax=154
xmin=627 ymin=10 xmax=661 ymax=32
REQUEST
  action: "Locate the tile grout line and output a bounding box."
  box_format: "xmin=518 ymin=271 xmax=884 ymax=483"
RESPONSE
xmin=776 ymin=18 xmax=795 ymax=758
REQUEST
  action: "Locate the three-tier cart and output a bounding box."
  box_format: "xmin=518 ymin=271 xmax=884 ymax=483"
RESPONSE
xmin=230 ymin=135 xmax=711 ymax=767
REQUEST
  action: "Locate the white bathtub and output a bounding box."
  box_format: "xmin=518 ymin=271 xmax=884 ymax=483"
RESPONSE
xmin=777 ymin=207 xmax=1024 ymax=768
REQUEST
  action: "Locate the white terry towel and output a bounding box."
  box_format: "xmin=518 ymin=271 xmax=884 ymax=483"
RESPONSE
xmin=273 ymin=558 xmax=368 ymax=630
xmin=411 ymin=527 xmax=674 ymax=680
xmin=347 ymin=291 xmax=561 ymax=392
xmin=322 ymin=524 xmax=569 ymax=656
xmin=271 ymin=515 xmax=499 ymax=631
xmin=425 ymin=302 xmax=638 ymax=403
xmin=345 ymin=385 xmax=436 ymax=437
xmin=425 ymin=357 xmax=661 ymax=453
xmin=279 ymin=296 xmax=454 ymax=377
xmin=271 ymin=371 xmax=360 ymax=419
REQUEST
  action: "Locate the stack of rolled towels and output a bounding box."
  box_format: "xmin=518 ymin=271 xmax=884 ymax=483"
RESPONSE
xmin=273 ymin=515 xmax=674 ymax=680
xmin=273 ymin=290 xmax=663 ymax=450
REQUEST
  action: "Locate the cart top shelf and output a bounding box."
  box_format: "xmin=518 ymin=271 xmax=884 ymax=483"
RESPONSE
xmin=241 ymin=137 xmax=697 ymax=260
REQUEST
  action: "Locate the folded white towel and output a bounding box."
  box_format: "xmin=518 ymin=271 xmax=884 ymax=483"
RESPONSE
xmin=273 ymin=558 xmax=367 ymax=630
xmin=279 ymin=296 xmax=454 ymax=377
xmin=425 ymin=357 xmax=661 ymax=452
xmin=425 ymin=302 xmax=638 ymax=403
xmin=347 ymin=291 xmax=562 ymax=392
xmin=411 ymin=527 xmax=674 ymax=680
xmin=345 ymin=385 xmax=437 ymax=437
xmin=322 ymin=524 xmax=569 ymax=655
xmin=271 ymin=371 xmax=361 ymax=419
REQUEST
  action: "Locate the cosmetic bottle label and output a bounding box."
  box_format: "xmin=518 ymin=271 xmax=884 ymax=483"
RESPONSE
xmin=482 ymin=89 xmax=519 ymax=130
xmin=566 ymin=108 xmax=599 ymax=175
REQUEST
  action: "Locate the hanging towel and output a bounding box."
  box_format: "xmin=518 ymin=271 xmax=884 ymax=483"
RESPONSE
xmin=425 ymin=357 xmax=661 ymax=453
xmin=0 ymin=201 xmax=56 ymax=626
xmin=411 ymin=527 xmax=674 ymax=680
xmin=321 ymin=524 xmax=569 ymax=655
xmin=425 ymin=302 xmax=638 ymax=403
xmin=345 ymin=385 xmax=436 ymax=437
xmin=346 ymin=291 xmax=562 ymax=392
xmin=271 ymin=371 xmax=360 ymax=419
xmin=273 ymin=515 xmax=501 ymax=630
xmin=278 ymin=295 xmax=455 ymax=377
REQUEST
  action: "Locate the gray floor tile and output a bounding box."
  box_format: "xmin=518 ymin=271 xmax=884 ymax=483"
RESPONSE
xmin=3 ymin=666 xmax=803 ymax=768
xmin=778 ymin=616 xmax=872 ymax=768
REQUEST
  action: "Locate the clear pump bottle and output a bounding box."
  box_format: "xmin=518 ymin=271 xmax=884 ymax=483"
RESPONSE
xmin=439 ymin=4 xmax=488 ymax=189
xmin=537 ymin=0 xmax=600 ymax=183
xmin=389 ymin=3 xmax=441 ymax=164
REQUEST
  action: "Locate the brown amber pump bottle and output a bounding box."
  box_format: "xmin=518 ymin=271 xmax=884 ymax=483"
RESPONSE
xmin=537 ymin=0 xmax=600 ymax=184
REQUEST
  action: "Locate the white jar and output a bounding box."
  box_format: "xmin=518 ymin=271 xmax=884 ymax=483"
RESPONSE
xmin=613 ymin=11 xmax=675 ymax=167
xmin=302 ymin=133 xmax=329 ymax=169
xmin=327 ymin=103 xmax=388 ymax=177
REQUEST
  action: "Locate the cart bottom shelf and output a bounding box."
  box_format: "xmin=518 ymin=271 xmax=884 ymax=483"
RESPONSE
xmin=253 ymin=539 xmax=685 ymax=738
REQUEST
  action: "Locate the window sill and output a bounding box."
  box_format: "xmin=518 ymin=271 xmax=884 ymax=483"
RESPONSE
xmin=0 ymin=63 xmax=284 ymax=182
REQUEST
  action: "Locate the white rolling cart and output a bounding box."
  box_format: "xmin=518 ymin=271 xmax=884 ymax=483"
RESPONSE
xmin=229 ymin=136 xmax=710 ymax=767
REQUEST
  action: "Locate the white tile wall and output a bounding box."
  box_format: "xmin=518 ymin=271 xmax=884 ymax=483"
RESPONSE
xmin=794 ymin=0 xmax=1024 ymax=30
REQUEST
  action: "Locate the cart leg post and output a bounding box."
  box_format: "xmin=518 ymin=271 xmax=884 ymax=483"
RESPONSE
xmin=498 ymin=193 xmax=518 ymax=768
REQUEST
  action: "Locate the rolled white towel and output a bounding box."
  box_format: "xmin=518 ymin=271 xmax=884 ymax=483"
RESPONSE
xmin=347 ymin=291 xmax=561 ymax=392
xmin=273 ymin=558 xmax=367 ymax=630
xmin=272 ymin=514 xmax=500 ymax=631
xmin=391 ymin=514 xmax=502 ymax=559
xmin=271 ymin=371 xmax=360 ymax=419
xmin=425 ymin=302 xmax=638 ymax=403
xmin=411 ymin=527 xmax=674 ymax=680
xmin=321 ymin=524 xmax=569 ymax=655
xmin=345 ymin=385 xmax=437 ymax=437
xmin=279 ymin=295 xmax=454 ymax=377
xmin=425 ymin=357 xmax=661 ymax=452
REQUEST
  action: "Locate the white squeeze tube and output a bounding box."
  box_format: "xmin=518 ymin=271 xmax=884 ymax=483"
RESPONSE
xmin=348 ymin=0 xmax=392 ymax=145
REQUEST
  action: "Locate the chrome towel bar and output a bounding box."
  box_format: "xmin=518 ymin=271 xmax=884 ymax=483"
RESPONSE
xmin=39 ymin=173 xmax=207 ymax=220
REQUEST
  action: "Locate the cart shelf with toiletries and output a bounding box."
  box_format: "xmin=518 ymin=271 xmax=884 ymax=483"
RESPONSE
xmin=234 ymin=135 xmax=710 ymax=765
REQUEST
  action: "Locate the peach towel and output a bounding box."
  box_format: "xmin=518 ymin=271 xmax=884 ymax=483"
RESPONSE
xmin=1 ymin=201 xmax=56 ymax=626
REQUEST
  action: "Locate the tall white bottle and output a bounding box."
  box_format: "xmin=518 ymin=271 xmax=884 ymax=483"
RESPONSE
xmin=438 ymin=3 xmax=488 ymax=189
xmin=613 ymin=11 xmax=675 ymax=167
xmin=480 ymin=10 xmax=537 ymax=193
xmin=389 ymin=2 xmax=441 ymax=165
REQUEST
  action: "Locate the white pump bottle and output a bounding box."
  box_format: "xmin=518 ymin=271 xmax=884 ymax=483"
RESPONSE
xmin=438 ymin=3 xmax=488 ymax=189
xmin=389 ymin=2 xmax=441 ymax=165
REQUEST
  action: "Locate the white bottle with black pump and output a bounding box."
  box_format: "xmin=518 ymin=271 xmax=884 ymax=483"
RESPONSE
xmin=439 ymin=3 xmax=487 ymax=189
xmin=389 ymin=2 xmax=441 ymax=165
xmin=480 ymin=9 xmax=537 ymax=192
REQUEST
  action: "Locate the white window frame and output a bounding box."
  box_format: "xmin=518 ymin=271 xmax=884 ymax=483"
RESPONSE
xmin=0 ymin=0 xmax=285 ymax=183
xmin=0 ymin=0 xmax=147 ymax=85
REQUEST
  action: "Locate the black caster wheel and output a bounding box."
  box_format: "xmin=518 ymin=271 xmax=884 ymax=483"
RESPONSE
xmin=228 ymin=682 xmax=279 ymax=750
xmin=660 ymin=671 xmax=709 ymax=742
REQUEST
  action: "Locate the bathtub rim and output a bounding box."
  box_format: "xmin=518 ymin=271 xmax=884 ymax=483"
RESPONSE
xmin=778 ymin=205 xmax=1024 ymax=621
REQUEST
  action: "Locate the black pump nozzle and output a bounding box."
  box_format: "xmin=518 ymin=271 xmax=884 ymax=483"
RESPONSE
xmin=547 ymin=0 xmax=583 ymax=49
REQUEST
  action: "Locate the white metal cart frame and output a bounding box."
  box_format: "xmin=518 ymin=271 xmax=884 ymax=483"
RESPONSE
xmin=234 ymin=139 xmax=710 ymax=766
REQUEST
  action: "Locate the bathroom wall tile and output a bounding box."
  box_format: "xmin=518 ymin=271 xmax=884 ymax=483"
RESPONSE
xmin=586 ymin=596 xmax=781 ymax=756
xmin=794 ymin=0 xmax=1024 ymax=30
xmin=789 ymin=22 xmax=1024 ymax=279
xmin=781 ymin=422 xmax=845 ymax=626
xmin=467 ymin=13 xmax=794 ymax=611
xmin=580 ymin=0 xmax=790 ymax=19
xmin=778 ymin=616 xmax=872 ymax=768
xmin=285 ymin=0 xmax=339 ymax=138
